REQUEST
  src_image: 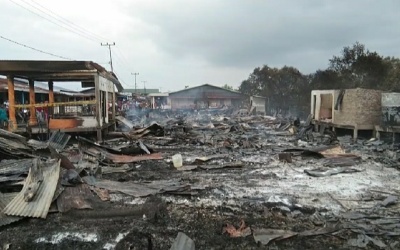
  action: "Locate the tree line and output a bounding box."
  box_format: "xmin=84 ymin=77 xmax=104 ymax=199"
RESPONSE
xmin=237 ymin=42 xmax=400 ymax=117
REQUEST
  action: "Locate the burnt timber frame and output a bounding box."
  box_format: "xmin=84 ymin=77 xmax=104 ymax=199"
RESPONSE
xmin=0 ymin=60 xmax=123 ymax=141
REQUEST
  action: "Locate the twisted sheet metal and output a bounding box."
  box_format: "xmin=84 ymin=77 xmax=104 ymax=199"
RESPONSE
xmin=48 ymin=131 xmax=71 ymax=151
xmin=3 ymin=160 xmax=60 ymax=219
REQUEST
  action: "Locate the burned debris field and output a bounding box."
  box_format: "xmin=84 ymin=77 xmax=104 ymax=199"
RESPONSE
xmin=0 ymin=110 xmax=400 ymax=250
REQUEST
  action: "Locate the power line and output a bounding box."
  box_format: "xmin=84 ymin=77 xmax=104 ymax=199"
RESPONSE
xmin=27 ymin=1 xmax=132 ymax=75
xmin=30 ymin=0 xmax=111 ymax=42
xmin=20 ymin=0 xmax=101 ymax=42
xmin=8 ymin=0 xmax=98 ymax=43
xmin=112 ymin=50 xmax=132 ymax=74
xmin=7 ymin=0 xmax=134 ymax=84
xmin=0 ymin=35 xmax=73 ymax=60
xmin=115 ymin=46 xmax=131 ymax=66
xmin=15 ymin=0 xmax=133 ymax=78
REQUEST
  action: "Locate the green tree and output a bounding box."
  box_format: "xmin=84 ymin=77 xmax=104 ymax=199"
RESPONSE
xmin=383 ymin=57 xmax=400 ymax=91
xmin=308 ymin=69 xmax=341 ymax=90
xmin=239 ymin=65 xmax=308 ymax=114
xmin=328 ymin=42 xmax=388 ymax=89
xmin=239 ymin=41 xmax=400 ymax=117
xmin=222 ymin=84 xmax=234 ymax=91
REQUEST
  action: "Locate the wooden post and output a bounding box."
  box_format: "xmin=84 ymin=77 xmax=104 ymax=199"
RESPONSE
xmin=48 ymin=81 xmax=54 ymax=104
xmin=95 ymin=75 xmax=102 ymax=141
xmin=353 ymin=124 xmax=358 ymax=142
xmin=28 ymin=80 xmax=38 ymax=126
xmin=7 ymin=76 xmax=17 ymax=130
xmin=48 ymin=81 xmax=54 ymax=117
xmin=112 ymin=87 xmax=116 ymax=121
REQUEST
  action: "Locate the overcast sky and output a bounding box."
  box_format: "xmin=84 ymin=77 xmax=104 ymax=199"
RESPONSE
xmin=1 ymin=0 xmax=399 ymax=92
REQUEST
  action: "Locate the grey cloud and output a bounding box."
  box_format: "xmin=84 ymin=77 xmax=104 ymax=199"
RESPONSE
xmin=127 ymin=0 xmax=400 ymax=73
xmin=1 ymin=0 xmax=399 ymax=91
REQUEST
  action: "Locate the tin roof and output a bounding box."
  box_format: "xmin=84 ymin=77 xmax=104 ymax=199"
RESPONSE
xmin=0 ymin=192 xmax=22 ymax=227
xmin=0 ymin=78 xmax=48 ymax=94
xmin=0 ymin=78 xmax=94 ymax=97
xmin=122 ymin=88 xmax=160 ymax=94
xmin=169 ymin=84 xmax=241 ymax=96
xmin=0 ymin=60 xmax=123 ymax=92
xmin=3 ymin=159 xmax=61 ymax=219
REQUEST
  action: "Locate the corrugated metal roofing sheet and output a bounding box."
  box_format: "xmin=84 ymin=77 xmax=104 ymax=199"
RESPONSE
xmin=0 ymin=128 xmax=27 ymax=142
xmin=48 ymin=131 xmax=71 ymax=151
xmin=27 ymin=139 xmax=48 ymax=150
xmin=3 ymin=159 xmax=60 ymax=219
xmin=0 ymin=137 xmax=30 ymax=150
xmin=0 ymin=192 xmax=22 ymax=227
xmin=0 ymin=78 xmax=49 ymax=94
xmin=0 ymin=159 xmax=31 ymax=175
xmin=56 ymin=184 xmax=93 ymax=213
xmin=0 ymin=175 xmax=25 ymax=183
xmin=87 ymin=178 xmax=186 ymax=198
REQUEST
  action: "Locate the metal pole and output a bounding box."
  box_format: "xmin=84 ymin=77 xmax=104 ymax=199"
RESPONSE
xmin=101 ymin=42 xmax=115 ymax=72
xmin=142 ymin=81 xmax=147 ymax=94
xmin=131 ymin=72 xmax=139 ymax=94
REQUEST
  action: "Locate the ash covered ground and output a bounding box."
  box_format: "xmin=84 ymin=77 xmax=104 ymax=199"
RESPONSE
xmin=0 ymin=110 xmax=400 ymax=249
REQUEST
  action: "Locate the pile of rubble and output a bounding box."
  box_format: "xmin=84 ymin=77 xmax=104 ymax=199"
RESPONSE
xmin=0 ymin=110 xmax=399 ymax=249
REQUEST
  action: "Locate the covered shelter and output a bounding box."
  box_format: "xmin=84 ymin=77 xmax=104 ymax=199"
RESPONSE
xmin=169 ymin=84 xmax=244 ymax=110
xmin=148 ymin=92 xmax=170 ymax=109
xmin=0 ymin=60 xmax=123 ymax=141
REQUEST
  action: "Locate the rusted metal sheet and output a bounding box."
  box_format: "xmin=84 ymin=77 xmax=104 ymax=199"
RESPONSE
xmin=104 ymin=152 xmax=163 ymax=163
xmin=56 ymin=184 xmax=93 ymax=213
xmin=87 ymin=147 xmax=163 ymax=163
xmin=89 ymin=179 xmax=160 ymax=197
xmin=49 ymin=147 xmax=75 ymax=170
xmin=102 ymin=164 xmax=131 ymax=174
xmin=3 ymin=159 xmax=61 ymax=219
xmin=89 ymin=186 xmax=110 ymax=201
xmin=130 ymin=123 xmax=164 ymax=138
xmin=0 ymin=192 xmax=22 ymax=227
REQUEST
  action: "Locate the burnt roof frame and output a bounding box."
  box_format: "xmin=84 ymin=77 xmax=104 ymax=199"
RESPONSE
xmin=0 ymin=60 xmax=123 ymax=92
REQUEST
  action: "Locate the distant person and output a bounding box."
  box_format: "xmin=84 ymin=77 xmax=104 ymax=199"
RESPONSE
xmin=0 ymin=104 xmax=8 ymax=128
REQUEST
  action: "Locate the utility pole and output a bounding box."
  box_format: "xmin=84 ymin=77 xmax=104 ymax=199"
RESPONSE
xmin=131 ymin=72 xmax=139 ymax=94
xmin=142 ymin=81 xmax=147 ymax=94
xmin=101 ymin=42 xmax=115 ymax=72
